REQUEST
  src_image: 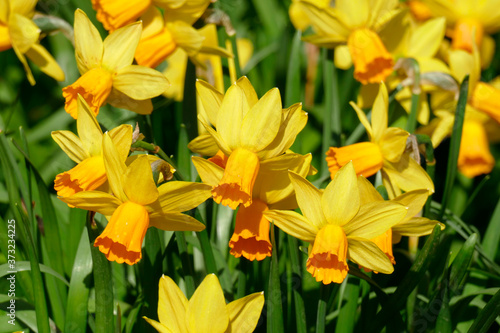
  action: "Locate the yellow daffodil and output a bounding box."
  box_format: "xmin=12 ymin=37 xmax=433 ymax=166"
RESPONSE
xmin=63 ymin=9 xmax=169 ymax=119
xmin=52 ymin=95 xmax=132 ymax=199
xmin=0 ymin=0 xmax=65 ymax=85
xmin=358 ymin=16 xmax=449 ymax=126
xmin=418 ymin=45 xmax=499 ymax=177
xmin=144 ymin=274 xmax=264 ymax=333
xmin=326 ymin=83 xmax=434 ymax=198
xmin=422 ymin=0 xmax=500 ymax=66
xmin=296 ymin=0 xmax=403 ymax=84
xmin=264 ymin=163 xmax=408 ymax=284
xmin=357 ymin=176 xmax=443 ymax=265
xmin=193 ymin=77 xmax=308 ymax=209
xmin=60 ymin=134 xmax=212 ymax=264
xmin=406 ymin=0 xmax=433 ymax=22
xmin=193 ymin=152 xmax=315 ymax=261
xmin=135 ymin=4 xmax=230 ymax=69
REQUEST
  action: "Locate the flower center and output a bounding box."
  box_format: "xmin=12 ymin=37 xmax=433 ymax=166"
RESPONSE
xmin=458 ymin=120 xmax=494 ymax=178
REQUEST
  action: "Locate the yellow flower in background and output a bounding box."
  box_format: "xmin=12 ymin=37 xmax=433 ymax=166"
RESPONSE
xmin=135 ymin=4 xmax=230 ymax=69
xmin=0 ymin=0 xmax=65 ymax=85
xmin=406 ymin=0 xmax=433 ymax=22
xmin=296 ymin=0 xmax=403 ymax=84
xmin=52 ymin=95 xmax=132 ymax=199
xmin=422 ymin=0 xmax=500 ymax=66
xmin=60 ymin=134 xmax=212 ymax=264
xmin=264 ymin=163 xmax=408 ymax=284
xmin=62 ymin=9 xmax=169 ymax=119
xmin=327 ymin=83 xmax=434 ymax=198
xmin=357 ymin=176 xmax=443 ymax=266
xmin=144 ymin=274 xmax=264 ymax=333
xmin=193 ymin=77 xmax=308 ymax=209
xmin=193 ymin=152 xmax=315 ymax=261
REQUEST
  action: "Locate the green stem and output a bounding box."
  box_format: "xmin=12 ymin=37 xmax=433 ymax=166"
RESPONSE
xmin=316 ymin=283 xmax=332 ymax=333
xmin=175 ymin=231 xmax=196 ymax=298
xmin=406 ymin=58 xmax=421 ymax=133
xmin=194 ymin=210 xmax=218 ymax=275
xmin=288 ymin=235 xmax=307 ymax=333
xmin=229 ymin=34 xmax=242 ymax=79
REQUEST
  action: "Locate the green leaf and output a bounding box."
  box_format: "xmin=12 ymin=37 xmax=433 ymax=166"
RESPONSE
xmin=0 ymin=261 xmax=69 ymax=286
xmin=467 ymin=288 xmax=500 ymax=333
xmin=482 ymin=198 xmax=500 ymax=261
xmin=449 ymin=233 xmax=477 ymax=293
xmin=65 ymin=228 xmax=92 ymax=332
xmin=268 ymin=225 xmax=284 ymax=333
xmin=335 ymin=277 xmax=360 ymax=333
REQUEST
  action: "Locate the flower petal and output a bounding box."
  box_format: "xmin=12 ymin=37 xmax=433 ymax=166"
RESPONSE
xmin=199 ymin=116 xmax=232 ymax=155
xmin=73 ymin=9 xmax=103 ymax=74
xmin=169 ymin=21 xmax=204 ymax=56
xmin=348 ymin=237 xmax=394 ymax=274
xmin=382 ymin=153 xmax=435 ymax=196
xmin=343 ymin=201 xmax=407 ymax=239
xmin=25 ymin=43 xmax=65 ymax=81
xmin=58 ymin=191 xmax=122 ymax=215
xmin=143 ymin=318 xmax=172 ymax=333
xmin=148 ymin=181 xmax=212 ymax=217
xmin=187 ymin=133 xmax=219 ymax=156
xmin=350 ymin=101 xmax=373 ymax=138
xmin=196 ymin=79 xmax=223 ymax=127
xmin=102 ymin=22 xmax=142 ymax=71
xmin=191 ymin=156 xmax=223 ymax=187
xmin=216 ymin=81 xmax=248 ymax=150
xmin=379 ymin=127 xmax=408 ymax=163
xmin=123 ymin=155 xmax=159 ymax=205
xmin=407 ymin=17 xmax=446 ymax=58
xmin=392 ymin=189 xmax=429 ymax=221
xmin=113 ymin=65 xmax=169 ymax=100
xmin=240 ymin=88 xmax=282 ymax=152
xmin=322 ymin=162 xmax=360 ymax=226
xmin=77 ymin=95 xmax=103 ymax=156
xmin=264 ymin=210 xmax=317 ymax=243
xmin=371 ymin=82 xmax=389 ymax=142
xmin=9 ymin=13 xmax=39 ymax=53
xmin=227 ymin=292 xmax=265 ymax=333
xmin=51 ymin=130 xmax=88 ymax=163
xmin=357 ymin=176 xmax=383 ymax=206
xmin=288 ymin=171 xmax=327 ymax=229
xmin=156 ymin=275 xmax=188 ymax=333
xmin=102 ymin=132 xmax=127 ymax=201
xmin=108 ymin=124 xmax=133 ymax=161
xmin=187 ymin=274 xmax=229 ymax=333
xmin=149 ymin=213 xmax=206 ymax=231
xmin=106 ymin=88 xmax=154 ymax=115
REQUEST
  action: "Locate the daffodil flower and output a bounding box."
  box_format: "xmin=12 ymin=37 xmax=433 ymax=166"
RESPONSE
xmin=135 ymin=5 xmax=231 ymax=69
xmin=264 ymin=162 xmax=408 ymax=284
xmin=406 ymin=0 xmax=433 ymax=21
xmin=144 ymin=274 xmax=264 ymax=333
xmin=52 ymin=95 xmax=132 ymax=199
xmin=297 ymin=0 xmax=403 ymax=84
xmin=422 ymin=0 xmax=500 ymax=66
xmin=193 ymin=152 xmax=315 ymax=261
xmin=195 ymin=77 xmax=308 ymax=209
xmin=60 ymin=134 xmax=212 ymax=265
xmin=326 ymin=83 xmax=434 ymax=198
xmin=63 ymin=9 xmax=169 ymax=119
xmin=0 ymin=0 xmax=65 ymax=85
xmin=357 ymin=176 xmax=444 ymax=266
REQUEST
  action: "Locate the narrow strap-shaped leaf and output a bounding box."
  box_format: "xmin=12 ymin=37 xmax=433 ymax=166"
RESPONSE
xmin=175 ymin=231 xmax=196 ymax=298
xmin=467 ymin=288 xmax=500 ymax=333
xmin=439 ymin=76 xmax=468 ymax=220
xmin=288 ymin=234 xmax=307 ymax=333
xmin=335 ymin=278 xmax=360 ymax=333
xmin=406 ymin=58 xmax=421 ymax=133
xmin=195 ymin=209 xmax=218 ymax=275
xmin=449 ymin=233 xmax=477 ymax=293
xmin=0 ymin=261 xmax=69 ymax=285
xmin=268 ymin=224 xmax=284 ymax=333
xmin=482 ymin=198 xmax=500 ymax=260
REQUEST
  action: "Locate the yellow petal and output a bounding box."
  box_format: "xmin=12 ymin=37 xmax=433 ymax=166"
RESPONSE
xmin=196 ymin=79 xmax=223 ymax=127
xmin=334 ymin=45 xmax=353 ymax=70
xmin=58 ymin=191 xmax=122 ymax=215
xmin=392 ymin=217 xmax=445 ymax=237
xmin=382 ymin=153 xmax=434 ymax=195
xmin=11 ymin=42 xmax=35 ymax=85
xmin=216 ymin=82 xmax=248 ymax=150
xmin=161 ymin=0 xmax=211 ymax=25
xmin=106 ymin=88 xmax=154 ymax=115
xmin=10 ymin=0 xmax=36 ymax=17
xmin=143 ymin=318 xmax=172 ymax=333
xmin=350 ymin=101 xmax=373 ymax=138
xmin=149 ymin=213 xmax=205 ymax=231
xmin=73 ymin=9 xmax=103 ymax=74
xmin=102 ymin=22 xmax=142 ymax=71
xmin=227 ymin=292 xmax=265 ymax=333
xmin=148 ymin=181 xmax=212 ymax=216
xmin=259 ymin=103 xmax=307 ymax=159
xmin=299 ymin=1 xmax=350 ymax=39
xmin=123 ymin=156 xmax=159 ymax=205
xmin=449 ymin=49 xmax=474 ymax=84
xmin=191 ymin=156 xmax=223 ymax=187
xmin=141 ymin=6 xmax=164 ymax=39
xmin=392 ymin=189 xmax=429 ymax=222
xmin=156 ymin=275 xmax=188 ymax=333
xmin=336 ymin=0 xmax=368 ymax=27
xmin=9 ymin=13 xmax=39 ymax=53
xmin=102 ymin=133 xmax=127 ymax=201
xmin=25 ymin=43 xmax=65 ymax=81
xmin=322 ymin=162 xmax=360 ymax=226
xmin=188 ymin=133 xmax=220 ymax=156
xmin=113 ymin=65 xmax=169 ymax=99
xmin=343 ymin=202 xmax=407 ymax=239
xmin=51 ymin=130 xmax=88 ymax=163
xmin=240 ymin=88 xmax=282 ymax=152
xmin=264 ymin=209 xmax=317 ymax=243
xmin=169 ymin=21 xmax=204 ymax=56
xmin=187 ymin=274 xmax=229 ymax=333
xmin=0 ymin=1 xmax=8 ymax=23
xmin=347 ymin=237 xmax=394 ymax=274
xmin=379 ymin=127 xmax=409 ymax=163
xmin=357 ymin=176 xmax=383 ymax=206
xmin=407 ymin=17 xmax=446 ymax=58
xmin=371 ymin=83 xmax=389 ymax=142
xmin=198 ymin=116 xmax=232 ymax=155
xmin=288 ymin=171 xmax=327 ymax=229
xmin=108 ymin=124 xmax=133 ymax=161
xmin=76 ymin=95 xmax=103 ymax=156
xmin=237 ymin=76 xmax=259 ymax=107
